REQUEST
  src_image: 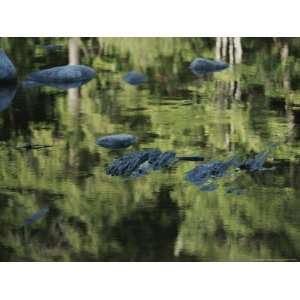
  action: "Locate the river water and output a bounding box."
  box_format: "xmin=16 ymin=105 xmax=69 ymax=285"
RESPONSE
xmin=0 ymin=37 xmax=300 ymax=261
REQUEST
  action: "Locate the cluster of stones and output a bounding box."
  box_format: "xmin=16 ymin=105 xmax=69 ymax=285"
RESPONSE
xmin=3 ymin=47 xmax=271 ymax=195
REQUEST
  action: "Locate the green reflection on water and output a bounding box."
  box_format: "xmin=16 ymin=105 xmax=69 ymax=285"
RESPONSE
xmin=1 ymin=37 xmax=300 ymax=261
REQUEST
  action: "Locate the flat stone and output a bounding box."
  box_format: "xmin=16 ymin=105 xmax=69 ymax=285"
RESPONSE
xmin=96 ymin=134 xmax=138 ymax=149
xmin=189 ymin=58 xmax=229 ymax=75
xmin=123 ymin=71 xmax=145 ymax=85
xmin=27 ymin=64 xmax=96 ymax=84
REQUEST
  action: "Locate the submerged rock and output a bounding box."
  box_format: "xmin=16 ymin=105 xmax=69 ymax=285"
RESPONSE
xmin=189 ymin=58 xmax=229 ymax=76
xmin=238 ymin=151 xmax=269 ymax=171
xmin=0 ymin=49 xmax=17 ymax=82
xmin=185 ymin=158 xmax=237 ymax=191
xmin=27 ymin=64 xmax=96 ymax=84
xmin=106 ymin=149 xmax=177 ymax=178
xmin=96 ymin=134 xmax=138 ymax=149
xmin=186 ymin=158 xmax=236 ymax=185
xmin=106 ymin=149 xmax=203 ymax=178
xmin=185 ymin=150 xmax=274 ymax=192
xmin=0 ymin=85 xmax=17 ymax=112
xmin=123 ymin=71 xmax=145 ymax=85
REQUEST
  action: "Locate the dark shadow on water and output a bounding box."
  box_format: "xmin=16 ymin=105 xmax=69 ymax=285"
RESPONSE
xmin=101 ymin=185 xmax=198 ymax=261
xmin=0 ymin=84 xmax=17 ymax=112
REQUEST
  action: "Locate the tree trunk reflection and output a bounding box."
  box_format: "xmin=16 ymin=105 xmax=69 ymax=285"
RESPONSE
xmin=68 ymin=38 xmax=80 ymax=116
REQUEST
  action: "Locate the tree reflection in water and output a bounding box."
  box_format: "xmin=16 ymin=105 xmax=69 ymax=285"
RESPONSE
xmin=0 ymin=38 xmax=300 ymax=261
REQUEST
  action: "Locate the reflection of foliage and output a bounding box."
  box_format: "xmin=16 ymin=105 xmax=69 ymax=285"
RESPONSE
xmin=174 ymin=173 xmax=300 ymax=261
xmin=1 ymin=38 xmax=300 ymax=261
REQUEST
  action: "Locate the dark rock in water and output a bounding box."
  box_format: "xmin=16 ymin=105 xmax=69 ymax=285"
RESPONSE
xmin=107 ymin=150 xmax=154 ymax=177
xmin=189 ymin=58 xmax=229 ymax=76
xmin=27 ymin=65 xmax=96 ymax=84
xmin=0 ymin=85 xmax=17 ymax=112
xmin=123 ymin=71 xmax=145 ymax=85
xmin=238 ymin=151 xmax=269 ymax=171
xmin=106 ymin=149 xmax=177 ymax=178
xmin=185 ymin=158 xmax=237 ymax=190
xmin=22 ymin=79 xmax=91 ymax=90
xmin=149 ymin=151 xmax=177 ymax=170
xmin=106 ymin=149 xmax=203 ymax=178
xmin=22 ymin=207 xmax=49 ymax=226
xmin=0 ymin=49 xmax=17 ymax=82
xmin=96 ymin=134 xmax=138 ymax=149
xmin=185 ymin=149 xmax=275 ymax=192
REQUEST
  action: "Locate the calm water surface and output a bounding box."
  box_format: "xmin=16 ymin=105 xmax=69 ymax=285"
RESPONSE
xmin=1 ymin=37 xmax=300 ymax=261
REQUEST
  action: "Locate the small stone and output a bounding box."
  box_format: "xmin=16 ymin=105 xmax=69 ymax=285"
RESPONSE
xmin=123 ymin=71 xmax=145 ymax=85
xmin=96 ymin=134 xmax=138 ymax=149
xmin=189 ymin=58 xmax=229 ymax=75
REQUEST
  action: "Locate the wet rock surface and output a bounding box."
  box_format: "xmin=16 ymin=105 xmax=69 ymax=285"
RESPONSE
xmin=106 ymin=147 xmax=274 ymax=187
xmin=106 ymin=149 xmax=204 ymax=178
xmin=96 ymin=134 xmax=138 ymax=149
xmin=189 ymin=58 xmax=229 ymax=75
xmin=106 ymin=149 xmax=177 ymax=178
xmin=185 ymin=150 xmax=274 ymax=192
xmin=185 ymin=158 xmax=237 ymax=187
xmin=123 ymin=71 xmax=146 ymax=85
xmin=0 ymin=49 xmax=17 ymax=82
xmin=27 ymin=64 xmax=96 ymax=84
